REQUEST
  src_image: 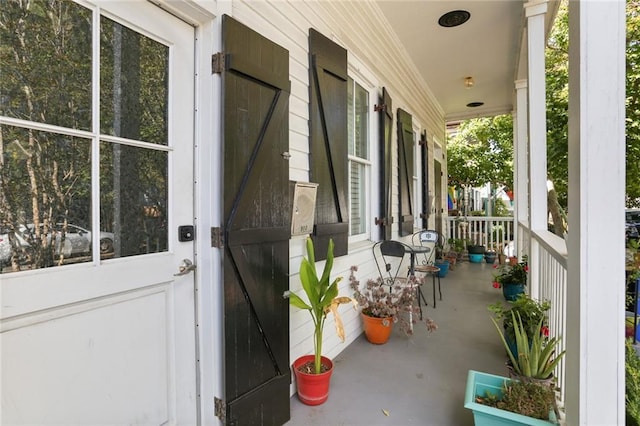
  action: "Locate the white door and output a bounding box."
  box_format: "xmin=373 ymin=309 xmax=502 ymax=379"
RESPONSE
xmin=0 ymin=1 xmax=197 ymax=424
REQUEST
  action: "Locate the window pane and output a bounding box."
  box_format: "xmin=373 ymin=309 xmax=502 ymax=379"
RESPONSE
xmin=347 ymin=77 xmax=354 ymax=156
xmin=100 ymin=142 xmax=168 ymax=257
xmin=100 ymin=17 xmax=169 ymax=145
xmin=350 ymin=161 xmax=366 ymax=235
xmin=0 ymin=0 xmax=92 ymax=130
xmin=0 ymin=125 xmax=92 ymax=272
xmin=354 ymin=83 xmax=369 ymax=159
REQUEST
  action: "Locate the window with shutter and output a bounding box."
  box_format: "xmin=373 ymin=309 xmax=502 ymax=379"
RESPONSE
xmin=377 ymin=87 xmax=393 ymax=240
xmin=419 ymin=130 xmax=430 ymax=229
xmin=397 ymin=108 xmax=414 ymax=236
xmin=309 ymin=29 xmax=348 ymax=259
xmin=347 ymin=76 xmax=372 ymax=241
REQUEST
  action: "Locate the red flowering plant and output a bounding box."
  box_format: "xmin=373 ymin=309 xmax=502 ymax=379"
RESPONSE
xmin=491 ymin=255 xmax=529 ymax=289
xmin=488 ymin=293 xmax=551 ymax=345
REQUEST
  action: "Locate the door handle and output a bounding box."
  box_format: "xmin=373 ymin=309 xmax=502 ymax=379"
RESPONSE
xmin=174 ymin=258 xmax=196 ymax=276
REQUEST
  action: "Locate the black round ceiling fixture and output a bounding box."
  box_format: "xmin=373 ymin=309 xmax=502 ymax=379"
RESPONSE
xmin=438 ymin=10 xmax=471 ymax=28
xmin=466 ymin=102 xmax=484 ymax=108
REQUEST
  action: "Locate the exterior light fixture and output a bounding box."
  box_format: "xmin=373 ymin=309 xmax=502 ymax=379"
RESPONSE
xmin=466 ymin=102 xmax=484 ymax=108
xmin=438 ymin=10 xmax=471 ymax=28
xmin=464 ymin=76 xmax=474 ymax=89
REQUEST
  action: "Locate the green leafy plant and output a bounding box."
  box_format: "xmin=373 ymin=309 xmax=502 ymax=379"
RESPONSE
xmin=492 ymin=311 xmax=565 ymax=380
xmin=488 ymin=294 xmax=550 ymax=344
xmin=627 ymin=339 xmax=640 ymax=426
xmin=289 ymin=238 xmax=354 ymax=374
xmin=447 ymin=238 xmax=466 ymax=253
xmin=491 ymin=255 xmax=528 ymax=288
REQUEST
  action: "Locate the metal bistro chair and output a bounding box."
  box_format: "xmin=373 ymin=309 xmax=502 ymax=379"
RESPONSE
xmin=373 ymin=240 xmax=429 ymax=320
xmin=372 ymin=240 xmax=411 ymax=288
xmin=411 ymin=230 xmax=443 ymax=308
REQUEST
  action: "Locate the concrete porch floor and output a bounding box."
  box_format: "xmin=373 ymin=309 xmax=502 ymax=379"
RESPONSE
xmin=287 ymin=260 xmax=509 ymax=426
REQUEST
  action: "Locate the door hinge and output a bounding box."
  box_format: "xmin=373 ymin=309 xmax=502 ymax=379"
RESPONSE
xmin=211 ymin=227 xmax=224 ymax=248
xmin=212 ymin=52 xmax=226 ymax=74
xmin=214 ymin=397 xmax=225 ymax=422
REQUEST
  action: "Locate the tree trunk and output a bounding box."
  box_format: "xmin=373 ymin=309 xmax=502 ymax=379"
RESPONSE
xmin=548 ymin=185 xmax=566 ymax=236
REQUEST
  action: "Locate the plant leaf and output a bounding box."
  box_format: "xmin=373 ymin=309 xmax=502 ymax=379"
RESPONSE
xmin=328 ymin=300 xmax=346 ymax=342
xmin=306 ymin=237 xmax=315 ymax=266
xmin=289 ymin=292 xmax=312 ymax=310
xmin=320 ymin=278 xmax=341 ymax=307
xmin=300 ymin=258 xmax=319 ymax=306
xmin=320 ymin=239 xmax=335 ymax=286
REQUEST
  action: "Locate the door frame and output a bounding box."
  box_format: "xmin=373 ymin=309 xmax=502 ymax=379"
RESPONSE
xmin=150 ymin=2 xmax=225 ymax=425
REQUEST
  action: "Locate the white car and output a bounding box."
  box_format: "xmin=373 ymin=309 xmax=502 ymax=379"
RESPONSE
xmin=23 ymin=223 xmax=115 ymax=258
xmin=0 ymin=226 xmax=32 ymax=266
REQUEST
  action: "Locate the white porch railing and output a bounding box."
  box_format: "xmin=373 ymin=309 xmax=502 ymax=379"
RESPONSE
xmin=531 ymin=228 xmax=568 ymax=405
xmin=447 ymin=216 xmax=569 ymax=406
xmin=445 ymin=216 xmax=515 ymax=253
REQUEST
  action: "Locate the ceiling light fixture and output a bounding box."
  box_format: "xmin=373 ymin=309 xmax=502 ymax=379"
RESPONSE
xmin=464 ymin=76 xmax=474 ymax=89
xmin=466 ymin=102 xmax=484 ymax=108
xmin=438 ymin=10 xmax=471 ymax=28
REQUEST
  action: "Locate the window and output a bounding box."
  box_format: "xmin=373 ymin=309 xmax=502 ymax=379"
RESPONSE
xmin=0 ymin=1 xmax=172 ymax=272
xmin=413 ymin=129 xmax=421 ymax=230
xmin=347 ymin=77 xmax=371 ymax=240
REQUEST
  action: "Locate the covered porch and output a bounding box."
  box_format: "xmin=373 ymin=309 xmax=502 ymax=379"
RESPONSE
xmin=288 ymin=260 xmax=513 ymax=425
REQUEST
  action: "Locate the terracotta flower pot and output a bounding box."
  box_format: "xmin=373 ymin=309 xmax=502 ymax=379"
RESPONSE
xmin=292 ymin=355 xmax=333 ymax=405
xmin=361 ymin=313 xmax=394 ymax=344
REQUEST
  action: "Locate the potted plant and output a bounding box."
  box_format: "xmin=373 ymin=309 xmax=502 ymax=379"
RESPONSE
xmin=484 ymin=249 xmax=497 ymax=264
xmin=448 ymin=238 xmax=466 ymax=261
xmin=289 ymin=238 xmax=355 ymax=405
xmin=348 ymin=266 xmax=437 ymax=344
xmin=467 ymin=241 xmax=486 ymax=263
xmin=491 ymin=256 xmax=528 ymax=301
xmin=464 ymin=308 xmax=564 ymax=425
xmin=464 ymin=370 xmax=559 ymax=425
xmin=434 ymin=257 xmax=450 ymax=277
xmin=488 ymin=294 xmax=550 ymax=358
xmin=492 ymin=311 xmax=565 ymax=383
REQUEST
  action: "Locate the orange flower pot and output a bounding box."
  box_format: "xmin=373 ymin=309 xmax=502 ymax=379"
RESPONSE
xmin=361 ymin=313 xmax=394 ymax=344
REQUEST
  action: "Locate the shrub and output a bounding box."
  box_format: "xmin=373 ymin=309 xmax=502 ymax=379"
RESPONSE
xmin=627 ymin=340 xmax=640 ymax=426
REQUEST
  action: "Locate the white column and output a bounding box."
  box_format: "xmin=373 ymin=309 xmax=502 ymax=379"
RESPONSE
xmin=513 ymin=80 xmax=539 ymax=297
xmin=514 ymin=79 xmax=529 ymax=259
xmin=525 ymin=1 xmax=547 ymax=301
xmin=526 ymin=1 xmax=548 ymax=231
xmin=566 ymin=0 xmax=626 ymax=424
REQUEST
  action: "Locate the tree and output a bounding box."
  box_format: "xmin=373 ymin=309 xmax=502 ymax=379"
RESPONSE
xmin=448 ymin=0 xmax=640 ymax=232
xmin=626 ymin=1 xmax=640 ymax=206
xmin=545 ymin=0 xmax=640 ymax=208
xmin=447 ymin=115 xmax=513 ymax=215
xmin=447 ymin=115 xmax=514 ymax=188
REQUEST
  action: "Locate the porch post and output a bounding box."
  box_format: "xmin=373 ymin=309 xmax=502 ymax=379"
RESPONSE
xmin=525 ymin=0 xmax=548 ymax=301
xmin=513 ymin=79 xmax=529 ymax=261
xmin=566 ymin=0 xmax=626 ymax=424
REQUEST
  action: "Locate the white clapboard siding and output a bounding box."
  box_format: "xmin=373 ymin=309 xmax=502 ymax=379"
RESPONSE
xmin=229 ymin=0 xmax=447 ymax=396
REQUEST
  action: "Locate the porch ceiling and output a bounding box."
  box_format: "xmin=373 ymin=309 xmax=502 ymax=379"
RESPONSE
xmin=376 ymin=0 xmax=526 ymax=122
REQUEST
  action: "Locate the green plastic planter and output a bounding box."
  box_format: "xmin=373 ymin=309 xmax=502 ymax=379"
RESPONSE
xmin=464 ymin=370 xmax=558 ymax=425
